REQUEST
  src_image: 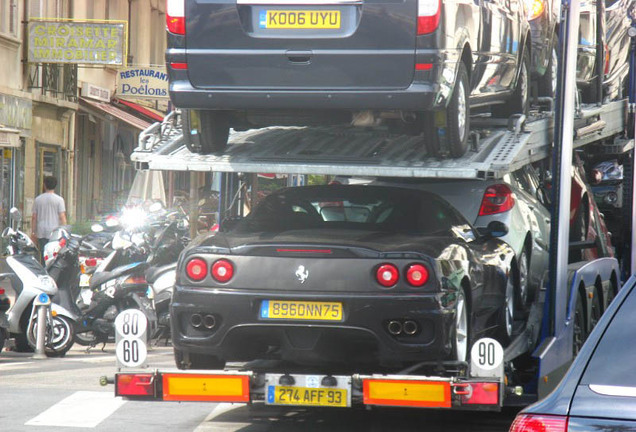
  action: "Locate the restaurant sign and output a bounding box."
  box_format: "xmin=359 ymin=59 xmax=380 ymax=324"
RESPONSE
xmin=117 ymin=66 xmax=169 ymax=99
xmin=28 ymin=19 xmax=127 ymax=66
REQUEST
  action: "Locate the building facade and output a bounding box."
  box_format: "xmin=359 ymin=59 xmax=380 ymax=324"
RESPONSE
xmin=0 ymin=0 xmax=167 ymax=231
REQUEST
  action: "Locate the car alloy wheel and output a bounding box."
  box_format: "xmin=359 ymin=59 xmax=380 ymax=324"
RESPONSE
xmin=447 ymin=61 xmax=470 ymax=158
xmin=516 ymin=249 xmax=530 ymax=309
xmin=504 ymin=274 xmax=515 ymax=338
xmin=454 ymin=289 xmax=469 ymax=362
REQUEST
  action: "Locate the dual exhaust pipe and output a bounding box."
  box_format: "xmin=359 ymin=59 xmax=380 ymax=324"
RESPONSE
xmin=387 ymin=319 xmax=419 ymax=336
xmin=190 ymin=313 xmax=217 ymax=330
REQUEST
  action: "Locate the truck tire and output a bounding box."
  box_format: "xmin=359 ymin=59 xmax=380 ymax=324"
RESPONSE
xmin=446 ymin=62 xmax=470 ymax=158
xmin=572 ymin=292 xmax=586 ymax=356
xmin=174 ymin=348 xmax=226 ymax=370
xmin=492 ymin=49 xmax=530 ymax=118
xmin=199 ymin=111 xmax=230 ymax=154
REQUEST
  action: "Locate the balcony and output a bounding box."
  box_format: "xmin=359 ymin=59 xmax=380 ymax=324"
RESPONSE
xmin=27 ymin=63 xmax=78 ymax=102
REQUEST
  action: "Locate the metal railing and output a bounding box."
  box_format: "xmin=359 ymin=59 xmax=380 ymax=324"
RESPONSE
xmin=27 ymin=64 xmax=78 ymax=102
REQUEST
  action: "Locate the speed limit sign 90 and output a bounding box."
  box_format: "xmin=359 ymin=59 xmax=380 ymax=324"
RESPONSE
xmin=115 ymin=309 xmax=148 ymax=368
xmin=470 ymin=338 xmax=504 ymax=378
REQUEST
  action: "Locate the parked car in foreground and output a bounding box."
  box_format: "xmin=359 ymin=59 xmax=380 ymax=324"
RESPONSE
xmin=171 ymin=185 xmax=517 ymax=372
xmin=509 ymin=275 xmax=636 ymax=432
xmin=166 ymin=0 xmax=531 ymax=158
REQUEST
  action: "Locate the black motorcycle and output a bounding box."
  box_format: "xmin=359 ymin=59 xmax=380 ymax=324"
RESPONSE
xmin=48 ymin=231 xmax=157 ymax=347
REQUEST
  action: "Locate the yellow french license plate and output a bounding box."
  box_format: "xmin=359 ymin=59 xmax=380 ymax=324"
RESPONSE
xmin=259 ymin=10 xmax=341 ymax=29
xmin=260 ymin=300 xmax=343 ymax=321
xmin=269 ymin=386 xmax=348 ymax=407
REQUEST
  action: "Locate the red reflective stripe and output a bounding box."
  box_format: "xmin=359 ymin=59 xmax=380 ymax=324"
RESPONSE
xmin=276 ymin=249 xmax=333 ymax=254
xmin=170 ymin=62 xmax=188 ymax=70
xmin=416 ymin=63 xmax=433 ymax=71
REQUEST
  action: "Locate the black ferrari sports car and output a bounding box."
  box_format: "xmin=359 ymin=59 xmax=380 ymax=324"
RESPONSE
xmin=171 ymin=185 xmax=517 ymax=373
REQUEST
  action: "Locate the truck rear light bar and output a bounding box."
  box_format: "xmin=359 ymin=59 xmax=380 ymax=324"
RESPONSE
xmin=115 ymin=371 xmax=501 ymax=409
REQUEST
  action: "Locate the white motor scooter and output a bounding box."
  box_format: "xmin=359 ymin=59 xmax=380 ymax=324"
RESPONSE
xmin=0 ymin=208 xmax=76 ymax=356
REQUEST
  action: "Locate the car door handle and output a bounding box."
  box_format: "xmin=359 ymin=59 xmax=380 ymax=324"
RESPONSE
xmin=286 ymin=50 xmax=313 ymax=64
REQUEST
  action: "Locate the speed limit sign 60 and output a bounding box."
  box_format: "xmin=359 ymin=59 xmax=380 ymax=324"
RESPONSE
xmin=115 ymin=309 xmax=148 ymax=368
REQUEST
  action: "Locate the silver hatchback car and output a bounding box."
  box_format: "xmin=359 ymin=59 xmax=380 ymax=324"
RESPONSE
xmin=373 ymin=165 xmax=551 ymax=324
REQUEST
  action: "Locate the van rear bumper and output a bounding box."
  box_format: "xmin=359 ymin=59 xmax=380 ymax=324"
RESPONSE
xmin=168 ymin=81 xmax=443 ymax=112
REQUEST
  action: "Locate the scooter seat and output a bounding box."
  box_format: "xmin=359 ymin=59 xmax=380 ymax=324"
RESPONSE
xmin=89 ymin=262 xmax=149 ymax=290
xmin=145 ymin=263 xmax=177 ymax=284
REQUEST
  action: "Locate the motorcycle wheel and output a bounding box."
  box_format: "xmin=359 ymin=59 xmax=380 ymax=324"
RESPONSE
xmin=46 ymin=315 xmax=75 ymax=357
xmin=74 ymin=331 xmax=99 ymax=346
xmin=27 ymin=315 xmax=75 ymax=357
xmin=0 ymin=329 xmax=5 ymax=353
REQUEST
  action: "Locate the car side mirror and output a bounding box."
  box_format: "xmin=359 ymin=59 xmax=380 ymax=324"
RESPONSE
xmin=484 ymin=221 xmax=509 ymax=238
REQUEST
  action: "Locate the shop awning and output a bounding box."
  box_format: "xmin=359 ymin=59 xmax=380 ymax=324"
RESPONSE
xmin=113 ymin=99 xmax=164 ymax=123
xmin=79 ymin=98 xmax=151 ymax=131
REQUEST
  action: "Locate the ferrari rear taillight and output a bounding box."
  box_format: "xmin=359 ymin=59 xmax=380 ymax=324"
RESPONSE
xmin=166 ymin=0 xmax=185 ymax=35
xmin=406 ymin=264 xmax=429 ymax=287
xmin=376 ymin=264 xmax=399 ymax=287
xmin=509 ymin=414 xmax=568 ymax=432
xmin=478 ymin=184 xmax=515 ymax=216
xmin=417 ymin=0 xmax=441 ymax=35
xmin=211 ymin=259 xmax=234 ymax=283
xmin=186 ymin=258 xmax=208 ymax=281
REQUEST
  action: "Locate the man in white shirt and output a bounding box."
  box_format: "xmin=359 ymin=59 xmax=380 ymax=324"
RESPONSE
xmin=31 ymin=176 xmax=67 ymax=259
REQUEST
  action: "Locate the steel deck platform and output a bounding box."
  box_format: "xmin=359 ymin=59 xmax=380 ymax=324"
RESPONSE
xmin=131 ymin=100 xmax=629 ymax=179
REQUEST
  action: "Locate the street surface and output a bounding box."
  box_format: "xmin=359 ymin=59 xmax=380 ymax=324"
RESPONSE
xmin=0 ymin=343 xmax=519 ymax=431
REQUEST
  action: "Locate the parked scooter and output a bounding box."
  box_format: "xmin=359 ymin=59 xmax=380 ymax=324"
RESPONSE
xmin=0 ymin=208 xmax=76 ymax=356
xmin=47 ymin=228 xmax=158 ymax=347
xmin=0 ymin=285 xmax=9 ymax=352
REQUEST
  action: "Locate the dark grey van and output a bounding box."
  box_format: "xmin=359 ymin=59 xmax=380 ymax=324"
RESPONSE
xmin=166 ymin=0 xmax=531 ymax=157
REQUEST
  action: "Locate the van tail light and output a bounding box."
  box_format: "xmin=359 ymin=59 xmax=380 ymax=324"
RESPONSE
xmin=417 ymin=0 xmax=441 ymax=35
xmin=509 ymin=414 xmax=568 ymax=432
xmin=376 ymin=264 xmax=399 ymax=287
xmin=478 ymin=184 xmax=515 ymax=216
xmin=166 ymin=0 xmax=185 ymax=35
xmin=211 ymin=259 xmax=234 ymax=283
xmin=186 ymin=258 xmax=208 ymax=281
xmin=406 ymin=264 xmax=429 ymax=287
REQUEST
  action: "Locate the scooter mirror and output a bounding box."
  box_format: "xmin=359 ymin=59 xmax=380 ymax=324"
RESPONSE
xmin=9 ymin=207 xmax=21 ymax=228
xmin=91 ymin=223 xmax=104 ymax=233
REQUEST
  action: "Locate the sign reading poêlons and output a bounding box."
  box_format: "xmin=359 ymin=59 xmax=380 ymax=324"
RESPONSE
xmin=117 ymin=66 xmax=169 ymax=99
xmin=28 ymin=19 xmax=127 ymax=65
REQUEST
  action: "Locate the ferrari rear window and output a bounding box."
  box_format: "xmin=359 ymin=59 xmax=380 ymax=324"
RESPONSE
xmin=232 ymin=185 xmax=467 ymax=234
